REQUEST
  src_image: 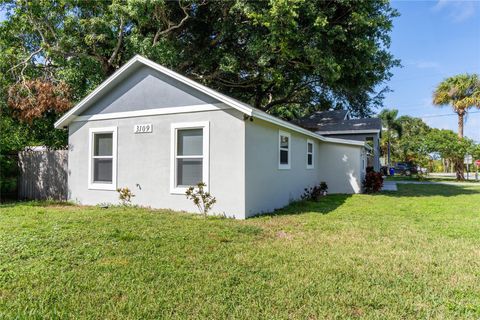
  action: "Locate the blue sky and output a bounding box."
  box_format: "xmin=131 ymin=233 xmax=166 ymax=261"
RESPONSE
xmin=384 ymin=0 xmax=480 ymax=141
xmin=1 ymin=1 xmax=479 ymax=140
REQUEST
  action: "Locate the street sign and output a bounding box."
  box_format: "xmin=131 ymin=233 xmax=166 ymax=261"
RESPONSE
xmin=475 ymin=159 xmax=480 ymax=167
xmin=464 ymin=155 xmax=473 ymax=164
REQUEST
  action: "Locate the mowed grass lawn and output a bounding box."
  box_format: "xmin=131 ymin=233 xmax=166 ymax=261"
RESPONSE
xmin=1 ymin=184 xmax=480 ymax=319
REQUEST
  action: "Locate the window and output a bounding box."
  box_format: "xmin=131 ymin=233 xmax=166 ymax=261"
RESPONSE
xmin=171 ymin=122 xmax=209 ymax=193
xmin=88 ymin=127 xmax=117 ymax=190
xmin=306 ymin=139 xmax=314 ymax=169
xmin=278 ymin=130 xmax=291 ymax=169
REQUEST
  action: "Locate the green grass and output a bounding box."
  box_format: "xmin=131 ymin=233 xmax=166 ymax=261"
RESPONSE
xmin=1 ymin=184 xmax=480 ymax=319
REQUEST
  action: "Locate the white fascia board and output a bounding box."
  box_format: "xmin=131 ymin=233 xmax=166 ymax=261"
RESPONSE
xmin=72 ymin=103 xmax=229 ymax=122
xmin=54 ymin=57 xmax=140 ymax=129
xmin=55 ymin=55 xmax=253 ymax=129
xmin=317 ymin=129 xmax=380 ymax=135
xmin=136 ymin=56 xmax=253 ymax=116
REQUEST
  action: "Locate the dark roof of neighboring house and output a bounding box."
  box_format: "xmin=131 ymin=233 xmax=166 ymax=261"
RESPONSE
xmin=297 ymin=110 xmax=349 ymax=128
xmin=294 ymin=110 xmax=381 ymax=134
xmin=314 ymin=118 xmax=382 ymax=133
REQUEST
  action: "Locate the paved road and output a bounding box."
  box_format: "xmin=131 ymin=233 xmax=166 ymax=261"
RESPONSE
xmin=382 ymin=180 xmax=480 ymax=191
xmin=429 ymin=172 xmax=480 ymax=181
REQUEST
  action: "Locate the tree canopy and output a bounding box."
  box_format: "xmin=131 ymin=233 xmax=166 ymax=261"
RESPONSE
xmin=1 ymin=0 xmax=399 ymax=145
xmin=432 ymin=73 xmax=480 ymax=138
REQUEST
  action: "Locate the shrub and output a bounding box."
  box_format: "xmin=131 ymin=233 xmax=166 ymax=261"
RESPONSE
xmin=363 ymin=172 xmax=384 ymax=193
xmin=185 ymin=182 xmax=216 ymax=217
xmin=301 ymin=181 xmax=328 ymax=201
xmin=116 ymin=187 xmax=135 ymax=206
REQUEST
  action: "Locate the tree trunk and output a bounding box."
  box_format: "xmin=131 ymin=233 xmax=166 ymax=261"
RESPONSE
xmin=387 ymin=139 xmax=391 ymax=167
xmin=455 ymin=160 xmax=465 ymax=180
xmin=457 ymin=111 xmax=464 ymax=139
xmin=456 ymin=111 xmax=465 ymax=180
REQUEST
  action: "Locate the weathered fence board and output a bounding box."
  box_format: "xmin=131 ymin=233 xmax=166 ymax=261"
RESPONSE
xmin=18 ymin=149 xmax=68 ymax=201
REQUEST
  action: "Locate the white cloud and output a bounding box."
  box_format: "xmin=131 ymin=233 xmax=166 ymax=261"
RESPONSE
xmin=432 ymin=0 xmax=478 ymax=23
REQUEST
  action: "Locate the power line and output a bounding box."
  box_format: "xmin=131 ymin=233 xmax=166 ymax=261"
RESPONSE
xmin=418 ymin=111 xmax=480 ymax=118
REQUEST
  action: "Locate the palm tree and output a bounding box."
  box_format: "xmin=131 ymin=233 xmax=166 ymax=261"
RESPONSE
xmin=433 ymin=74 xmax=480 ymax=139
xmin=379 ymin=108 xmax=402 ymax=167
xmin=433 ymin=74 xmax=480 ymax=180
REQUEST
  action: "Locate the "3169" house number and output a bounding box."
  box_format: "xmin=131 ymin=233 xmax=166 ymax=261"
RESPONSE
xmin=134 ymin=124 xmax=153 ymax=133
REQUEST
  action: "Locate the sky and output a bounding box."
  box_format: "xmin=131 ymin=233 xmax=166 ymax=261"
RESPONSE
xmin=384 ymin=0 xmax=480 ymax=141
xmin=1 ymin=1 xmax=479 ymax=140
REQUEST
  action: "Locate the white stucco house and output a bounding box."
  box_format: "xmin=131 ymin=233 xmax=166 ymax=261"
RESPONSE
xmin=55 ymin=55 xmax=369 ymax=219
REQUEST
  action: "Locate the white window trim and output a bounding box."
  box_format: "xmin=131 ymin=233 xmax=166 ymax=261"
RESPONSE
xmin=278 ymin=130 xmax=291 ymax=170
xmin=170 ymin=121 xmax=210 ymax=194
xmin=306 ymin=139 xmax=314 ymax=169
xmin=88 ymin=127 xmax=117 ymax=190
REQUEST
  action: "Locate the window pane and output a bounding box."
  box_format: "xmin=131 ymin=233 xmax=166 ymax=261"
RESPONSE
xmin=280 ymin=135 xmax=289 ymax=149
xmin=308 ymin=154 xmax=313 ymax=165
xmin=177 ymin=158 xmax=202 ymax=186
xmin=93 ymin=159 xmax=113 ymax=183
xmin=178 ymin=129 xmax=203 ymax=156
xmin=308 ymin=143 xmax=313 ymax=153
xmin=94 ymin=133 xmax=113 ymax=156
xmin=280 ymin=150 xmax=289 ymax=164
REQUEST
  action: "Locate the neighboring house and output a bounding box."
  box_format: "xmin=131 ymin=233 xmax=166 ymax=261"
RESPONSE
xmin=295 ymin=110 xmax=382 ymax=171
xmin=55 ymin=55 xmax=369 ymax=219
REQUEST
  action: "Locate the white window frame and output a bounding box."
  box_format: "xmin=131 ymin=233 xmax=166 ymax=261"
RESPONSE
xmin=306 ymin=139 xmax=314 ymax=169
xmin=88 ymin=127 xmax=117 ymax=190
xmin=278 ymin=130 xmax=291 ymax=170
xmin=170 ymin=121 xmax=210 ymax=194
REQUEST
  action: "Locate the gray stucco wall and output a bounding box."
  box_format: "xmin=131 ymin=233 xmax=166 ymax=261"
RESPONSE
xmin=68 ymin=108 xmax=246 ymax=219
xmin=83 ymin=65 xmax=218 ymax=115
xmin=323 ymin=133 xmax=380 ymax=171
xmin=316 ymin=142 xmax=364 ymax=194
xmin=244 ymin=119 xmax=323 ymax=217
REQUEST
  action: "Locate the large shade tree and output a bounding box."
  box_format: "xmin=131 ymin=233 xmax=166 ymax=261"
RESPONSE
xmin=432 ymin=74 xmax=480 ymax=179
xmin=0 ymin=0 xmax=399 ymax=143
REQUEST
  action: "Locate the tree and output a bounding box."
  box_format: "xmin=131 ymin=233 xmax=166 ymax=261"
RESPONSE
xmin=396 ymin=115 xmax=430 ymax=166
xmin=0 ymin=0 xmax=399 ymax=128
xmin=423 ymin=129 xmax=477 ymax=180
xmin=432 ymin=73 xmax=480 ymax=179
xmin=433 ymin=74 xmax=480 ymax=139
xmin=379 ymin=108 xmax=402 ymax=166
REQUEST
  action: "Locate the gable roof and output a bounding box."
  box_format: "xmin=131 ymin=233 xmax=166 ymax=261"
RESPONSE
xmin=55 ymin=55 xmax=366 ymax=147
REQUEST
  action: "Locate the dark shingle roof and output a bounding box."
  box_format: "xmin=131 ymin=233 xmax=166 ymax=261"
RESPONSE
xmin=297 ymin=110 xmax=348 ymax=128
xmin=294 ymin=110 xmax=381 ymax=133
xmin=314 ymin=118 xmax=382 ymax=133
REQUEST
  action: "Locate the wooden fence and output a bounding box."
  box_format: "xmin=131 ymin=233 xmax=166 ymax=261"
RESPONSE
xmin=18 ymin=149 xmax=68 ymax=201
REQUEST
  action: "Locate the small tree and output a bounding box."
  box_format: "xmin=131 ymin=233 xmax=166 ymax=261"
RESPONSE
xmin=423 ymin=129 xmax=476 ymax=180
xmin=116 ymin=187 xmax=135 ymax=206
xmin=185 ymin=182 xmax=216 ymax=217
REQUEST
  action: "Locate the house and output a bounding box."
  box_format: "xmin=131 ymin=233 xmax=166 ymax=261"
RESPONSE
xmin=55 ymin=55 xmax=369 ymax=219
xmin=296 ymin=110 xmax=382 ymax=171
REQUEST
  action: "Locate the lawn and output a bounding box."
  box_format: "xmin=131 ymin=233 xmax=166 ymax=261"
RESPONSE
xmin=1 ymin=184 xmax=480 ymax=319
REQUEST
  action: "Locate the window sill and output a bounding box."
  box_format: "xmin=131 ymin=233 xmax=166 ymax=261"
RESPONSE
xmin=170 ymin=186 xmax=209 ymax=195
xmin=88 ymin=183 xmax=116 ymax=191
xmin=278 ymin=166 xmax=291 ymax=170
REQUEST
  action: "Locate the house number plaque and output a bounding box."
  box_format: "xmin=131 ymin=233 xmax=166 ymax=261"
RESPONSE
xmin=134 ymin=123 xmax=153 ymax=133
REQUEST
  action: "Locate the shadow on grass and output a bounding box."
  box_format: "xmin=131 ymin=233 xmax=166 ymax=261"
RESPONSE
xmin=254 ymin=194 xmax=352 ymax=218
xmin=382 ymin=183 xmax=480 ymax=197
